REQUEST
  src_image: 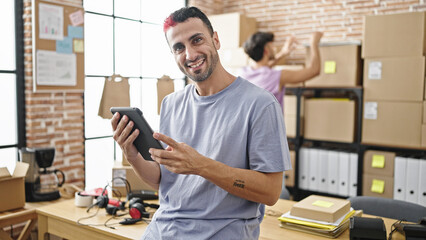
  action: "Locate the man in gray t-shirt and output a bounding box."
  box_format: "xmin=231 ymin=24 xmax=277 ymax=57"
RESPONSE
xmin=111 ymin=6 xmax=291 ymax=240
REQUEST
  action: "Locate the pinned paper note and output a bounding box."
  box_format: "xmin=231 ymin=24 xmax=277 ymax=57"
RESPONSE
xmin=372 ymin=155 xmax=385 ymax=168
xmin=68 ymin=25 xmax=83 ymax=39
xmin=371 ymin=179 xmax=385 ymax=194
xmin=56 ymin=36 xmax=73 ymax=54
xmin=324 ymin=61 xmax=336 ymax=74
xmin=69 ymin=10 xmax=84 ymax=26
xmin=312 ymin=200 xmax=334 ymax=208
xmin=73 ymin=39 xmax=84 ymax=53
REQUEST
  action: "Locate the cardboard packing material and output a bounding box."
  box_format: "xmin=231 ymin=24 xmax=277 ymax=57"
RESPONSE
xmin=209 ymin=12 xmax=257 ymax=49
xmin=283 ymin=95 xmax=304 ymax=138
xmin=363 ymin=57 xmax=425 ymax=102
xmin=305 ymin=43 xmax=361 ymax=87
xmin=363 ymin=150 xmax=395 ymax=177
xmin=157 ymin=75 xmax=174 ymax=115
xmin=362 ymin=12 xmax=426 ymax=58
xmin=362 ymin=101 xmax=422 ymax=148
xmin=304 ymin=98 xmax=355 ymax=143
xmin=274 ymin=65 xmax=305 ymax=87
xmin=0 ymin=162 xmax=29 ymax=212
xmin=290 ymin=195 xmax=351 ymax=223
xmin=112 ymin=162 xmax=155 ymax=197
xmin=362 ymin=174 xmax=394 ymax=199
xmin=284 ymin=150 xmax=296 ymax=187
xmin=219 ymin=48 xmax=249 ymax=68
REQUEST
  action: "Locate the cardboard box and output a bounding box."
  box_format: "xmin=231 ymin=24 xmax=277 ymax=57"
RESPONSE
xmin=112 ymin=162 xmax=155 ymax=197
xmin=305 ymin=44 xmax=361 ymax=87
xmin=219 ymin=48 xmax=249 ymax=68
xmin=422 ymin=124 xmax=426 ymax=148
xmin=209 ymin=12 xmax=257 ymax=49
xmin=362 ymin=101 xmax=422 ymax=148
xmin=274 ymin=65 xmax=305 ymax=87
xmin=304 ymin=98 xmax=355 ymax=143
xmin=423 ymin=101 xmax=426 ymax=124
xmin=157 ymin=75 xmax=174 ymax=115
xmin=362 ymin=12 xmax=426 ymax=58
xmin=0 ymin=162 xmax=29 ymax=212
xmin=363 ymin=57 xmax=425 ymax=102
xmin=363 ymin=150 xmax=395 ymax=177
xmin=284 ymin=150 xmax=296 ymax=187
xmin=290 ymin=195 xmax=351 ymax=223
xmin=283 ymin=95 xmax=304 ymax=138
xmin=362 ymin=174 xmax=394 ymax=199
xmin=122 ymin=153 xmax=130 ymax=166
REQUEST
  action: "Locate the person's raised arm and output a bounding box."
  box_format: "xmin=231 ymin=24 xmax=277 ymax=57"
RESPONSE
xmin=268 ymin=36 xmax=297 ymax=67
xmin=111 ymin=112 xmax=161 ymax=190
xmin=279 ymin=31 xmax=323 ymax=88
xmin=149 ymin=133 xmax=283 ymax=206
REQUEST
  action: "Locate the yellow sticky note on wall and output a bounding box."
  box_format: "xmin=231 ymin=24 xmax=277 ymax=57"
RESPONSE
xmin=324 ymin=61 xmax=336 ymax=74
xmin=372 ymin=155 xmax=385 ymax=168
xmin=312 ymin=200 xmax=334 ymax=208
xmin=371 ymin=179 xmax=385 ymax=194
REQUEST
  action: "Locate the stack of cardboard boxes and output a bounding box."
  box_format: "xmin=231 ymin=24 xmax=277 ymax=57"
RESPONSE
xmin=361 ymin=12 xmax=426 ymax=149
xmin=209 ymin=12 xmax=257 ymax=76
xmin=362 ymin=150 xmax=395 ymax=199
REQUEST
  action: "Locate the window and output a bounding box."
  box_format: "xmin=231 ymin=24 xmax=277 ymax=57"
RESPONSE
xmin=84 ymin=0 xmax=186 ymax=189
xmin=0 ymin=0 xmax=25 ymax=172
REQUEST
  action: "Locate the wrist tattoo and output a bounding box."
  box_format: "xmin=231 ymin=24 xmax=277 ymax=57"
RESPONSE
xmin=233 ymin=179 xmax=245 ymax=189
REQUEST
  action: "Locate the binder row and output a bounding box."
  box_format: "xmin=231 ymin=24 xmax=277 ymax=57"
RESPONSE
xmin=394 ymin=157 xmax=426 ymax=206
xmin=298 ymin=147 xmax=358 ymax=197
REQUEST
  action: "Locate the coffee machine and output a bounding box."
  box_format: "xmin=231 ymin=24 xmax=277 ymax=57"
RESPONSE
xmin=20 ymin=147 xmax=65 ymax=202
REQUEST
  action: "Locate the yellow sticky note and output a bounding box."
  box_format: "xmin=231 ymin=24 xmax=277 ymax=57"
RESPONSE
xmin=371 ymin=179 xmax=385 ymax=194
xmin=312 ymin=200 xmax=334 ymax=208
xmin=372 ymin=155 xmax=385 ymax=168
xmin=324 ymin=61 xmax=336 ymax=74
xmin=73 ymin=39 xmax=84 ymax=53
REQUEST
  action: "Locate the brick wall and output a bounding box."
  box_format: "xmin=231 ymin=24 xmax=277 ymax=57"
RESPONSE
xmin=190 ymin=0 xmax=426 ymax=64
xmin=23 ymin=0 xmax=85 ymax=189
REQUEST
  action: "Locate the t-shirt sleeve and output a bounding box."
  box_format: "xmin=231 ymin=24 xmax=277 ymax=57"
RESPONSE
xmin=248 ymin=101 xmax=291 ymax=172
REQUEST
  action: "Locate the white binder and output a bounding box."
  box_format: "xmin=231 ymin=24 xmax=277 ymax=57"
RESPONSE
xmin=318 ymin=149 xmax=329 ymax=193
xmin=405 ymin=158 xmax=420 ymax=204
xmin=298 ymin=148 xmax=310 ymax=190
xmin=393 ymin=157 xmax=407 ymax=201
xmin=418 ymin=160 xmax=426 ymax=206
xmin=327 ymin=151 xmax=339 ymax=195
xmin=308 ymin=148 xmax=319 ymax=191
xmin=338 ymin=152 xmax=350 ymax=196
xmin=348 ymin=153 xmax=358 ymax=197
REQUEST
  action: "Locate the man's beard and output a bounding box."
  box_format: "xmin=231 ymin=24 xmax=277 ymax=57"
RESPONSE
xmin=180 ymin=51 xmax=219 ymax=83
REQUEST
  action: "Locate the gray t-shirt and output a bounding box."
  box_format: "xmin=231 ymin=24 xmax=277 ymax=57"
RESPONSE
xmin=142 ymin=77 xmax=291 ymax=240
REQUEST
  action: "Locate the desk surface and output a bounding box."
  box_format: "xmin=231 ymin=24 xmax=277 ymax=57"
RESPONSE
xmin=36 ymin=198 xmax=404 ymax=240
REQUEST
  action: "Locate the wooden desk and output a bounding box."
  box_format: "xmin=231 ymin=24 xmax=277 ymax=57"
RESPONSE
xmin=0 ymin=200 xmax=62 ymax=240
xmin=36 ymin=199 xmax=404 ymax=240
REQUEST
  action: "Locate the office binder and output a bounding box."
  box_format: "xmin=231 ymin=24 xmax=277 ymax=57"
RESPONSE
xmin=393 ymin=157 xmax=407 ymax=201
xmin=348 ymin=153 xmax=358 ymax=197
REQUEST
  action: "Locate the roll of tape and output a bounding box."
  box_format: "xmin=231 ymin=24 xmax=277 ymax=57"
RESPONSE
xmin=75 ymin=192 xmax=94 ymax=207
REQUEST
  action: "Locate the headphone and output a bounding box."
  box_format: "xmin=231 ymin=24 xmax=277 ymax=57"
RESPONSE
xmin=118 ymin=197 xmax=159 ymax=225
xmin=87 ymin=177 xmax=130 ymax=214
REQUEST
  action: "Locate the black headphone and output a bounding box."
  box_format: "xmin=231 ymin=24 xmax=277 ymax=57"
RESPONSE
xmin=87 ymin=178 xmax=130 ymax=213
xmin=128 ymin=197 xmax=150 ymax=219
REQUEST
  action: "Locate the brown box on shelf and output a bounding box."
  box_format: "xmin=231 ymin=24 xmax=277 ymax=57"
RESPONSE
xmin=362 ymin=100 xmax=422 ymax=148
xmin=423 ymin=101 xmax=426 ymax=124
xmin=422 ymin=124 xmax=426 ymax=148
xmin=304 ymin=98 xmax=355 ymax=143
xmin=209 ymin=12 xmax=256 ymax=49
xmin=284 ymin=95 xmax=304 ymax=138
xmin=363 ymin=57 xmax=425 ymax=102
xmin=273 ymin=65 xmax=305 ymax=87
xmin=290 ymin=195 xmax=351 ymax=223
xmin=362 ymin=12 xmax=426 ymax=58
xmin=305 ymin=43 xmax=361 ymax=87
xmin=112 ymin=162 xmax=155 ymax=197
xmin=0 ymin=162 xmax=29 ymax=212
xmin=285 ymin=150 xmax=296 ymax=187
xmin=363 ymin=150 xmax=395 ymax=177
xmin=362 ymin=174 xmax=394 ymax=199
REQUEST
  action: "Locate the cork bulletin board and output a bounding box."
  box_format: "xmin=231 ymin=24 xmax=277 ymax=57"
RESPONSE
xmin=32 ymin=0 xmax=84 ymax=92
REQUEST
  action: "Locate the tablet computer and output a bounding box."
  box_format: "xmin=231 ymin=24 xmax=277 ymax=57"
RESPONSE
xmin=110 ymin=107 xmax=164 ymax=161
